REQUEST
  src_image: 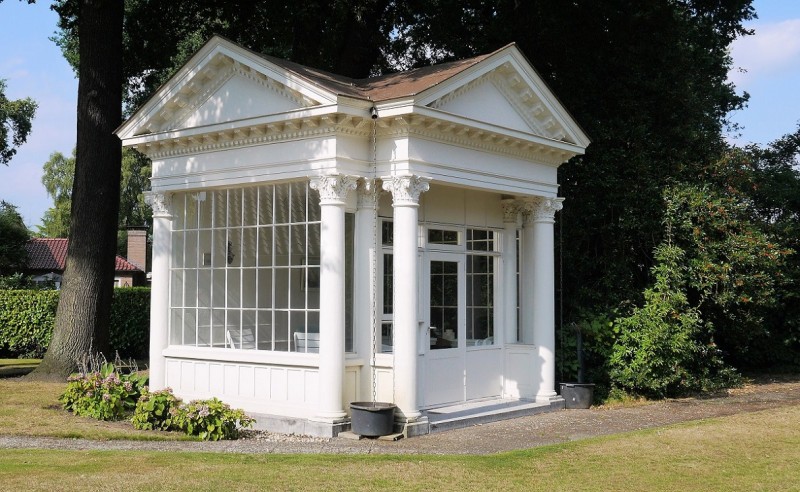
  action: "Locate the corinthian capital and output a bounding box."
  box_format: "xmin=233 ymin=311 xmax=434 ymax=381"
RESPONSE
xmin=521 ymin=197 xmax=564 ymax=224
xmin=144 ymin=191 xmax=173 ymax=219
xmin=381 ymin=175 xmax=431 ymax=206
xmin=309 ymin=174 xmax=359 ymax=204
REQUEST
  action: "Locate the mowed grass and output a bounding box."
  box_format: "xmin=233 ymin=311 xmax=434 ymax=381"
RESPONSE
xmin=0 ymin=378 xmax=186 ymax=441
xmin=1 ymin=405 xmax=799 ymax=491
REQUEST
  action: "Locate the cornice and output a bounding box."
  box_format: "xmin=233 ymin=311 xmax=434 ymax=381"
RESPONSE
xmin=378 ymin=114 xmax=573 ymax=166
xmin=133 ymin=114 xmax=371 ymax=159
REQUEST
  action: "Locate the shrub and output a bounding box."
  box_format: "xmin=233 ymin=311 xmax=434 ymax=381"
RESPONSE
xmin=609 ymin=244 xmax=740 ymax=398
xmin=0 ymin=288 xmax=149 ymax=359
xmin=132 ymin=388 xmax=181 ymax=431
xmin=109 ymin=287 xmax=151 ymax=359
xmin=0 ymin=289 xmax=58 ymax=358
xmin=171 ymin=398 xmax=254 ymax=441
xmin=60 ymin=362 xmax=147 ymax=421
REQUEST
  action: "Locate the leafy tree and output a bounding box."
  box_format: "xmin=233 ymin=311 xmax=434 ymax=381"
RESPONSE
xmin=38 ymin=148 xmax=152 ymax=242
xmin=0 ymin=200 xmax=30 ymax=276
xmin=0 ymin=79 xmax=37 ymax=165
xmin=32 ymin=0 xmax=124 ymax=380
xmin=39 ymin=150 xmax=75 ymax=237
xmin=610 ymin=243 xmax=739 ymax=398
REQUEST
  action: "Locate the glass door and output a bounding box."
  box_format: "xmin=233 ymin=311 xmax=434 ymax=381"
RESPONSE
xmin=424 ymin=252 xmax=466 ymax=406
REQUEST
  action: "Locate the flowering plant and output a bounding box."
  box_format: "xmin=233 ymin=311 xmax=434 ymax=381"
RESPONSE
xmin=131 ymin=388 xmax=181 ymax=431
xmin=171 ymin=398 xmax=254 ymax=441
xmin=60 ymin=362 xmax=147 ymax=421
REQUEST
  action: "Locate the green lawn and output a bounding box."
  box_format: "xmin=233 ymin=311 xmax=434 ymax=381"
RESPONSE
xmin=2 ymin=365 xmax=798 ymax=491
xmin=1 ymin=405 xmax=798 ymax=491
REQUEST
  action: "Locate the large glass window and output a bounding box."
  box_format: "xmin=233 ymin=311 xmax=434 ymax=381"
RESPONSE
xmin=466 ymin=229 xmax=495 ymax=345
xmin=169 ymin=182 xmax=353 ymax=352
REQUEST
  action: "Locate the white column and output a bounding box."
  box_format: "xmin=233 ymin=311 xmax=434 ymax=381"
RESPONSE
xmin=501 ymin=199 xmax=519 ymax=345
xmin=310 ymin=175 xmax=358 ymax=421
xmin=354 ymin=179 xmax=380 ymax=401
xmin=144 ymin=191 xmax=172 ymax=391
xmin=523 ymin=197 xmax=564 ymax=400
xmin=382 ymin=175 xmax=429 ymax=421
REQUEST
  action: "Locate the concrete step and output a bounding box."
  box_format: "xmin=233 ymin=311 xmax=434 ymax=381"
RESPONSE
xmin=426 ymin=398 xmax=564 ymax=433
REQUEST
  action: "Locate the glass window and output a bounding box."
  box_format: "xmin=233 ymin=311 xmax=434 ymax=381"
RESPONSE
xmin=167 ymin=181 xmax=356 ymax=352
xmin=467 ymin=229 xmax=495 ymax=345
xmin=428 ymin=228 xmax=459 ymax=246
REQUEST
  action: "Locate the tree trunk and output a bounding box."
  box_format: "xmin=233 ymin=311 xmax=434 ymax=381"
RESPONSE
xmin=29 ymin=0 xmax=124 ymax=380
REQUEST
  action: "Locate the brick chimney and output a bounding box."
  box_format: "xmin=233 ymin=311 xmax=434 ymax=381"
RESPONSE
xmin=126 ymin=226 xmax=148 ymax=272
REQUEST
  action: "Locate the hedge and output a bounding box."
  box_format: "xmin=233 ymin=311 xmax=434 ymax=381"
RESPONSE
xmin=0 ymin=288 xmax=150 ymax=359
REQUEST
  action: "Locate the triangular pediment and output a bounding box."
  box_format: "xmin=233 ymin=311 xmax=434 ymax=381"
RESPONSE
xmin=176 ymin=65 xmax=317 ymax=130
xmin=117 ymin=36 xmax=339 ymax=139
xmin=418 ymin=47 xmax=590 ymax=147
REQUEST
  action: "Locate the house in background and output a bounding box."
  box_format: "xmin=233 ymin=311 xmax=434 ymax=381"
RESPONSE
xmin=117 ymin=36 xmax=590 ymax=437
xmin=26 ymin=231 xmax=148 ymax=288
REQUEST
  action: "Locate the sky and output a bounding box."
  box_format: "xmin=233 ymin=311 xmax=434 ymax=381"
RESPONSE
xmin=1 ymin=1 xmax=799 ymax=230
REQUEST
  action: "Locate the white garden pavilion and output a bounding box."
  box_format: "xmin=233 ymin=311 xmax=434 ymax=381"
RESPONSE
xmin=117 ymin=36 xmax=590 ymax=437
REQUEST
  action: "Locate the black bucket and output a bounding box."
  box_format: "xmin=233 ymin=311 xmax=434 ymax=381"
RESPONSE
xmin=350 ymin=402 xmax=397 ymax=437
xmin=560 ymin=383 xmax=595 ymax=409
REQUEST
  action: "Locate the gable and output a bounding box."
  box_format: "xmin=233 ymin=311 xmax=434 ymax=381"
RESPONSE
xmin=418 ymin=47 xmax=590 ymax=147
xmin=180 ymin=70 xmax=313 ymax=130
xmin=429 ymin=75 xmax=543 ymax=137
xmin=117 ymin=36 xmax=339 ymax=139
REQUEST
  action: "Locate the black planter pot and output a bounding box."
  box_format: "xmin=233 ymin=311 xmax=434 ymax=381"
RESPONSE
xmin=350 ymin=402 xmax=397 ymax=437
xmin=559 ymin=383 xmax=595 ymax=409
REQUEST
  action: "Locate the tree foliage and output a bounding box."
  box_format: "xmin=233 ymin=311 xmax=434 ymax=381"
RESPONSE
xmin=38 ymin=148 xmax=151 ymax=242
xmin=0 ymin=201 xmax=30 ymax=276
xmin=610 ymin=243 xmax=739 ymax=398
xmin=0 ymin=79 xmax=37 ymax=165
xmin=39 ymin=150 xmax=75 ymax=237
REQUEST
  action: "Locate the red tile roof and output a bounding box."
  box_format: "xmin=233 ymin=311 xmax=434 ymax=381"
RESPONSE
xmin=26 ymin=238 xmax=142 ymax=273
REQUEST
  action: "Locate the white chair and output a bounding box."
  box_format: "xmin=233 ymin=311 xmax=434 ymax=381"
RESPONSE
xmin=293 ymin=332 xmax=320 ymax=353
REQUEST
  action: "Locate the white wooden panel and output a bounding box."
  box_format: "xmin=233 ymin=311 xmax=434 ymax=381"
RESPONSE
xmin=254 ymin=367 xmax=270 ymax=397
xmin=181 ymin=361 xmax=195 ymax=392
xmin=466 ymin=349 xmax=503 ymax=400
xmin=424 ymin=355 xmax=464 ymax=406
xmin=239 ymin=366 xmax=255 ymax=397
xmin=209 ymin=363 xmax=224 ymax=393
xmin=504 ymin=347 xmax=535 ymax=398
xmin=166 ymin=359 xmax=181 ymax=389
xmin=305 ymin=370 xmax=319 ymax=404
xmin=464 ymin=189 xmax=503 ymax=228
xmin=270 ymin=367 xmax=287 ymax=400
xmin=194 ymin=362 xmax=210 ymax=392
xmin=287 ymin=369 xmax=304 ymax=402
xmin=223 ymin=364 xmax=238 ymax=395
xmin=375 ymin=368 xmax=393 ymax=403
xmin=343 ymin=367 xmax=359 ymax=404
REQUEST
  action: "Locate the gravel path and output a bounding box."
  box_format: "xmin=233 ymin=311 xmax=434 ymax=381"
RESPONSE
xmin=2 ymin=377 xmax=799 ymax=455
